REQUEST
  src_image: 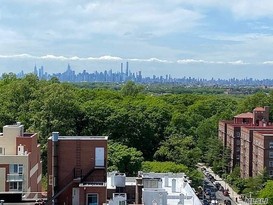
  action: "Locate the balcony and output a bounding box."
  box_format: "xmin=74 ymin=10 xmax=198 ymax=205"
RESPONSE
xmin=7 ymin=174 xmax=24 ymax=182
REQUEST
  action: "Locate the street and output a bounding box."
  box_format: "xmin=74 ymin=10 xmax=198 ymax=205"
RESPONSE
xmin=202 ymin=177 xmax=236 ymax=205
xmin=196 ymin=165 xmax=239 ymax=205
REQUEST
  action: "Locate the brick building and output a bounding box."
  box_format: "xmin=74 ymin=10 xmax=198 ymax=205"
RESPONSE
xmin=219 ymin=106 xmax=273 ymax=178
xmin=47 ymin=132 xmax=108 ymax=205
xmin=252 ymin=131 xmax=273 ymax=177
xmin=0 ymin=122 xmax=42 ymax=201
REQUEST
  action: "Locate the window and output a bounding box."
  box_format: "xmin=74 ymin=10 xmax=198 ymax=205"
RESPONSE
xmin=236 ymin=139 xmax=240 ymax=145
xmin=9 ymin=182 xmax=22 ymax=191
xmin=0 ymin=147 xmax=3 ymax=155
xmin=87 ymin=194 xmax=98 ymax=205
xmin=269 ymin=161 xmax=273 ymax=167
xmin=269 ymin=142 xmax=273 ymax=149
xmin=119 ymin=201 xmax=126 ymax=205
xmin=270 ymin=170 xmax=273 ymax=177
xmin=270 ymin=152 xmax=273 ymax=158
xmin=9 ymin=164 xmax=23 ymax=174
xmin=95 ymin=147 xmax=105 ymax=167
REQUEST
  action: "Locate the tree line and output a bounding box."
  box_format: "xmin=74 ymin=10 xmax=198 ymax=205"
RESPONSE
xmin=1 ymin=73 xmax=273 ymax=196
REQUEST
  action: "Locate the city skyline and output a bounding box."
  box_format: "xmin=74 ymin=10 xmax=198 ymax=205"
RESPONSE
xmin=1 ymin=1 xmax=273 ymax=79
xmin=13 ymin=63 xmax=273 ymax=87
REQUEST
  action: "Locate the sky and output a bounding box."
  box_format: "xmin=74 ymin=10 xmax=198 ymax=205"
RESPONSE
xmin=1 ymin=0 xmax=273 ymax=79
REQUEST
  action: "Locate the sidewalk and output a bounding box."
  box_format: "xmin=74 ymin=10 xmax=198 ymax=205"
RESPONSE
xmin=205 ymin=167 xmax=248 ymax=205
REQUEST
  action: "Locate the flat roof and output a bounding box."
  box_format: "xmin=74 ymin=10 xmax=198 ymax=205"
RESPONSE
xmin=49 ymin=136 xmax=108 ymax=140
xmin=107 ymin=172 xmax=202 ymax=205
xmin=242 ymin=126 xmax=273 ymax=130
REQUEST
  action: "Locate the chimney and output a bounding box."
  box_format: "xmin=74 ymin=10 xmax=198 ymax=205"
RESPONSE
xmin=52 ymin=132 xmax=59 ymax=142
xmin=172 ymin=179 xmax=176 ymax=192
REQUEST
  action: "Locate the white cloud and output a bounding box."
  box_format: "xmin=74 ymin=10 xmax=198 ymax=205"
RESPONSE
xmin=177 ymin=59 xmax=248 ymax=65
xmin=129 ymin=58 xmax=172 ymax=63
xmin=41 ymin=55 xmax=67 ymax=60
xmin=0 ymin=54 xmax=34 ymax=58
xmin=0 ymin=54 xmax=174 ymax=63
xmin=87 ymin=56 xmax=123 ymax=61
xmin=229 ymin=0 xmax=273 ymax=19
xmin=263 ymin=61 xmax=273 ymax=65
xmin=173 ymin=0 xmax=273 ymax=19
xmin=64 ymin=0 xmax=204 ymax=37
xmin=0 ymin=54 xmax=253 ymax=65
xmin=177 ymin=59 xmax=219 ymax=64
xmin=228 ymin=60 xmax=248 ymax=65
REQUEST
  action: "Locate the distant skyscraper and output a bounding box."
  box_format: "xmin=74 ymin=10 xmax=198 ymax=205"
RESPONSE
xmin=34 ymin=65 xmax=38 ymax=76
xmin=121 ymin=63 xmax=123 ymax=74
xmin=67 ymin=64 xmax=71 ymax=71
xmin=38 ymin=66 xmax=44 ymax=79
xmin=126 ymin=62 xmax=129 ymax=77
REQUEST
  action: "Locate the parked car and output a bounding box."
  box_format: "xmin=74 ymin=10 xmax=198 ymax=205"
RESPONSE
xmin=205 ymin=188 xmax=211 ymax=195
xmin=210 ymin=177 xmax=216 ymax=183
xmin=224 ymin=199 xmax=231 ymax=205
xmin=201 ymin=167 xmax=206 ymax=172
xmin=210 ymin=192 xmax=216 ymax=200
xmin=223 ymin=190 xmax=229 ymax=196
xmin=214 ymin=182 xmax=221 ymax=190
xmin=203 ymin=199 xmax=210 ymax=205
xmin=207 ymin=174 xmax=213 ymax=180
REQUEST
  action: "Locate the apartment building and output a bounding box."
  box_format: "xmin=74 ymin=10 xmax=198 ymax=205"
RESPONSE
xmin=47 ymin=132 xmax=108 ymax=205
xmin=0 ymin=122 xmax=42 ymax=201
xmin=240 ymin=126 xmax=273 ymax=178
xmin=252 ymin=131 xmax=273 ymax=177
xmin=219 ymin=106 xmax=273 ymax=178
xmin=226 ymin=123 xmax=241 ymax=170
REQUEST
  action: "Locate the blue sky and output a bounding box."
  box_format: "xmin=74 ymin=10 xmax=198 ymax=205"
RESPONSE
xmin=1 ymin=0 xmax=273 ymax=79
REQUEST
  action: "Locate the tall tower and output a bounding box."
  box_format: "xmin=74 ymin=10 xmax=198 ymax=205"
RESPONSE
xmin=39 ymin=66 xmax=44 ymax=79
xmin=121 ymin=63 xmax=123 ymax=74
xmin=126 ymin=62 xmax=129 ymax=77
xmin=120 ymin=63 xmax=124 ymax=82
xmin=34 ymin=65 xmax=38 ymax=76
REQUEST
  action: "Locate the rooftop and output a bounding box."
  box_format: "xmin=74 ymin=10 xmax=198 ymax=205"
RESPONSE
xmin=107 ymin=172 xmax=202 ymax=205
xmin=234 ymin=112 xmax=253 ymax=118
xmin=253 ymin=107 xmax=266 ymax=111
xmin=48 ymin=135 xmax=108 ymax=140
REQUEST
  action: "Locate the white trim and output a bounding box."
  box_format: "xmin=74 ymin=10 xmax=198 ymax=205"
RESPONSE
xmin=37 ymin=174 xmax=42 ymax=184
xmin=30 ymin=163 xmax=38 ymax=177
xmin=86 ymin=193 xmax=99 ymax=205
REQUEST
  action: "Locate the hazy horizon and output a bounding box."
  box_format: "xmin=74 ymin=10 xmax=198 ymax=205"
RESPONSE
xmin=1 ymin=1 xmax=273 ymax=79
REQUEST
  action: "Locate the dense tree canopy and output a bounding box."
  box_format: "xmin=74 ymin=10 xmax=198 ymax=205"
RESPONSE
xmin=108 ymin=142 xmax=144 ymax=176
xmin=2 ymin=74 xmax=273 ymax=193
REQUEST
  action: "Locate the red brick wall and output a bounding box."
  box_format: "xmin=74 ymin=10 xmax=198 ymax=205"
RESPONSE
xmin=47 ymin=138 xmax=107 ymax=204
xmin=17 ymin=133 xmax=42 ymax=193
xmin=79 ymin=186 xmax=107 ymax=205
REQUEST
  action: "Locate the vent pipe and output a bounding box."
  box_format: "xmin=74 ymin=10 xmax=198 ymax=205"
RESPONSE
xmin=172 ymin=179 xmax=176 ymax=192
xmin=52 ymin=132 xmax=59 ymax=205
xmin=164 ymin=175 xmax=169 ymax=187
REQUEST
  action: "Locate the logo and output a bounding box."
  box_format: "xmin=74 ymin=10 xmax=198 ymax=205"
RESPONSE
xmin=245 ymin=198 xmax=268 ymax=204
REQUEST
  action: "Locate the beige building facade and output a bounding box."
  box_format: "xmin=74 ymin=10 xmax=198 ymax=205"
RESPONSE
xmin=0 ymin=123 xmax=42 ymax=198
